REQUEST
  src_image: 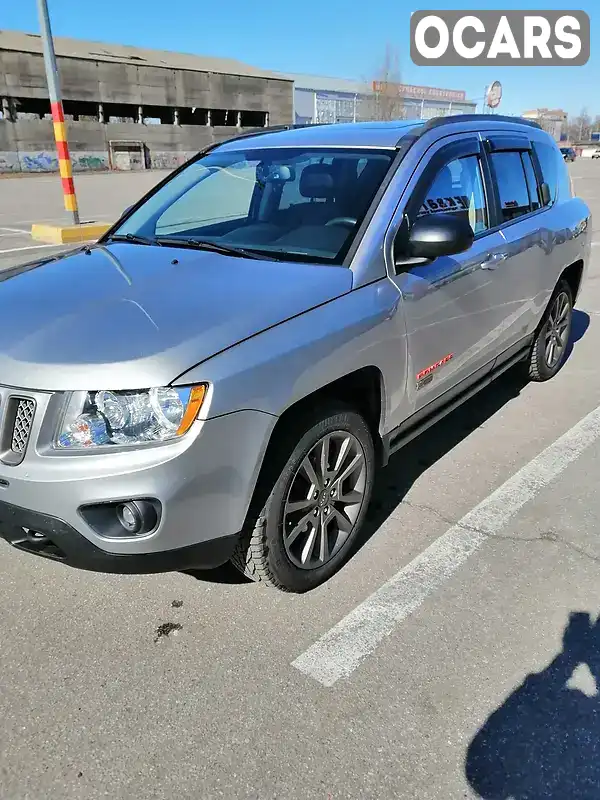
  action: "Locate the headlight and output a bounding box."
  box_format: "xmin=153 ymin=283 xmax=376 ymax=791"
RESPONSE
xmin=54 ymin=385 xmax=207 ymax=449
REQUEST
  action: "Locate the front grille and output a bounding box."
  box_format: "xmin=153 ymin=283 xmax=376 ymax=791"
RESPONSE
xmin=11 ymin=399 xmax=35 ymax=455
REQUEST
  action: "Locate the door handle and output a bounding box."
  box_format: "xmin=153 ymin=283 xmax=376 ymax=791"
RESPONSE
xmin=481 ymin=253 xmax=508 ymax=270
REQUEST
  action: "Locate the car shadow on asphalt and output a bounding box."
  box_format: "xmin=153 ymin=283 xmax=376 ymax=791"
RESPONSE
xmin=185 ymin=311 xmax=590 ymax=587
xmin=567 ymin=308 xmax=590 ymax=359
xmin=465 ymin=610 xmax=600 ymax=799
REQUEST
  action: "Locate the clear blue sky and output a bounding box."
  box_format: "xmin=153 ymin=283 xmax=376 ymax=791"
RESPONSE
xmin=3 ymin=0 xmax=598 ymax=117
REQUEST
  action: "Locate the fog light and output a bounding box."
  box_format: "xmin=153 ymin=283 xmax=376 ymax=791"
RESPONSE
xmin=116 ymin=501 xmax=157 ymax=535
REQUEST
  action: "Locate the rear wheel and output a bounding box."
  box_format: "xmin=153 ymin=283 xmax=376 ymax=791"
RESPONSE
xmin=528 ymin=280 xmax=573 ymax=382
xmin=231 ymin=406 xmax=375 ymax=592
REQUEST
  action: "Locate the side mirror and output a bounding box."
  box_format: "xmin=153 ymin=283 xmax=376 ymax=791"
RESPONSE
xmin=402 ymin=213 xmax=474 ymax=263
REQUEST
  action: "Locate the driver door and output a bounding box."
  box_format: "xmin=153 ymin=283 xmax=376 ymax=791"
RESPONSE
xmin=389 ymin=135 xmax=509 ymax=413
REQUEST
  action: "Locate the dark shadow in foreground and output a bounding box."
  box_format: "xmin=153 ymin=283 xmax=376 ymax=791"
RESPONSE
xmin=466 ymin=611 xmax=600 ymax=799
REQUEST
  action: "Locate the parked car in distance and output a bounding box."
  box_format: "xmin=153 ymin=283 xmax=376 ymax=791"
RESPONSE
xmin=0 ymin=115 xmax=591 ymax=592
xmin=592 ymin=149 xmax=600 ymax=159
xmin=560 ymin=147 xmax=577 ymax=162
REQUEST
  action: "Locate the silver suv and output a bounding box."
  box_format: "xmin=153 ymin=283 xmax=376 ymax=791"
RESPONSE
xmin=0 ymin=115 xmax=590 ymax=592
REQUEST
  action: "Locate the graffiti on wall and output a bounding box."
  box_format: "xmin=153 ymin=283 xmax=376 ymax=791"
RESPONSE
xmin=20 ymin=152 xmax=58 ymax=171
xmin=0 ymin=153 xmax=19 ymax=171
xmin=150 ymin=151 xmax=193 ymax=170
xmin=1 ymin=151 xmax=109 ymax=173
xmin=1 ymin=148 xmax=191 ymax=173
xmin=73 ymin=154 xmax=108 ymax=170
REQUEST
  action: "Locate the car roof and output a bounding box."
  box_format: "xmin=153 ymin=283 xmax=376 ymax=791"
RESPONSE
xmin=214 ymin=114 xmax=543 ymax=153
xmin=216 ymin=120 xmax=423 ymax=151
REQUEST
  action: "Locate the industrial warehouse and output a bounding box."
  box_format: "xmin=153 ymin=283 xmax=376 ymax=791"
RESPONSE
xmin=0 ymin=29 xmax=475 ymax=173
xmin=0 ymin=30 xmax=293 ymax=172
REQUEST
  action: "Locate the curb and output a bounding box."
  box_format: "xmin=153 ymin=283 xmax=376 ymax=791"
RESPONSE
xmin=31 ymin=222 xmax=112 ymax=244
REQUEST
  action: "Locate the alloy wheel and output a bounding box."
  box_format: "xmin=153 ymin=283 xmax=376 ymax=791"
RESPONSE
xmin=282 ymin=431 xmax=367 ymax=570
xmin=544 ymin=291 xmax=571 ymax=368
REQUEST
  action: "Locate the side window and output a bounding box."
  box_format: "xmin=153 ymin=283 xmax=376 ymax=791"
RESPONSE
xmin=533 ymin=140 xmax=571 ymax=204
xmin=416 ymin=155 xmax=488 ymax=234
xmin=490 ymin=151 xmax=531 ymax=222
xmin=521 ymin=152 xmax=541 ymax=211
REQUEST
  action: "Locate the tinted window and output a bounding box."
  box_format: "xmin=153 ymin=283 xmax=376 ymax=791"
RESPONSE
xmin=490 ymin=151 xmax=530 ymax=222
xmin=416 ymin=155 xmax=488 ymax=234
xmin=521 ymin=152 xmax=541 ymax=211
xmin=534 ymin=140 xmax=571 ymax=204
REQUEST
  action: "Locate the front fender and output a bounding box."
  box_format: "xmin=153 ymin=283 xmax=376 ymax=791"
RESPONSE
xmin=174 ymin=279 xmax=409 ymax=434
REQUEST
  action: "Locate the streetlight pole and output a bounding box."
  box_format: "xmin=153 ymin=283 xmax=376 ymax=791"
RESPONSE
xmin=36 ymin=0 xmax=80 ymax=224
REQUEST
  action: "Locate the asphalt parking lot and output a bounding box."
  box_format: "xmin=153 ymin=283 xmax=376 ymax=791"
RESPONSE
xmin=1 ymin=160 xmax=600 ymax=799
xmin=0 ymin=169 xmax=170 ymax=269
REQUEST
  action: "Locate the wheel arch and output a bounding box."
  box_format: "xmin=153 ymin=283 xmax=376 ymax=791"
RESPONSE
xmin=559 ymin=259 xmax=584 ymax=303
xmin=244 ymin=366 xmax=386 ymax=528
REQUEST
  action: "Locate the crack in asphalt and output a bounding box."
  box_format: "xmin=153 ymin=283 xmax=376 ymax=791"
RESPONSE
xmin=401 ymin=499 xmax=600 ymax=566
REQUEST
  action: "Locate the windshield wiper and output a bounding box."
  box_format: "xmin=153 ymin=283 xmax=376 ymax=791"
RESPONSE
xmin=106 ymin=233 xmax=162 ymax=246
xmin=154 ymin=237 xmax=276 ymax=261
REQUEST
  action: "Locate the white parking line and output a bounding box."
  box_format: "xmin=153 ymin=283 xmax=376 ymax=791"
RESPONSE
xmin=0 ymin=227 xmax=28 ymax=234
xmin=0 ymin=214 xmax=112 ymax=226
xmin=292 ymin=402 xmax=600 ymax=686
xmin=0 ymin=243 xmax=66 ymax=255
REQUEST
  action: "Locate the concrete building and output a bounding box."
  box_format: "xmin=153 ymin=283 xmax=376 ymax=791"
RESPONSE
xmin=0 ymin=30 xmax=293 ymax=172
xmin=281 ymin=74 xmax=476 ymax=125
xmin=522 ymin=108 xmax=568 ymax=142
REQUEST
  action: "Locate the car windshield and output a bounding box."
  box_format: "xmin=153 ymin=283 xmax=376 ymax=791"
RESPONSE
xmin=111 ymin=146 xmax=394 ymax=264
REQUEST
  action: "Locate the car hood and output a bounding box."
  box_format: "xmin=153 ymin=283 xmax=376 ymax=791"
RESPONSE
xmin=0 ymin=243 xmax=353 ymax=391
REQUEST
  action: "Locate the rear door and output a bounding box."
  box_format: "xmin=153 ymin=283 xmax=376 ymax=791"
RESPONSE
xmin=387 ymin=134 xmax=509 ymax=412
xmin=481 ymin=131 xmax=547 ymax=353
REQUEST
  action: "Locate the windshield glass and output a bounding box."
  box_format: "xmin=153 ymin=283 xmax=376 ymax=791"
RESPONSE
xmin=112 ymin=146 xmax=394 ymax=264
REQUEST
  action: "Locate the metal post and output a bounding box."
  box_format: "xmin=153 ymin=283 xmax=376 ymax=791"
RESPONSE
xmin=36 ymin=0 xmax=79 ymax=224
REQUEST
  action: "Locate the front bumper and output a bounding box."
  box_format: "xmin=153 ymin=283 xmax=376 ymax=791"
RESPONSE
xmin=0 ymin=408 xmax=275 ymax=572
xmin=0 ymin=499 xmax=238 ymax=573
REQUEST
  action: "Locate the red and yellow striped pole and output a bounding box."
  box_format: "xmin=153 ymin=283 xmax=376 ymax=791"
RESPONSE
xmin=37 ymin=0 xmax=80 ymax=225
xmin=51 ymin=101 xmax=79 ymax=222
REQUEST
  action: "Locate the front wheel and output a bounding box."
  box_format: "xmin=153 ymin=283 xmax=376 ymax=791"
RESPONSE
xmin=528 ymin=280 xmax=573 ymax=382
xmin=231 ymin=406 xmax=375 ymax=592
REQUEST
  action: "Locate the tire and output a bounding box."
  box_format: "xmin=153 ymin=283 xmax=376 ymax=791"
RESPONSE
xmin=528 ymin=280 xmax=573 ymax=382
xmin=230 ymin=405 xmax=375 ymax=592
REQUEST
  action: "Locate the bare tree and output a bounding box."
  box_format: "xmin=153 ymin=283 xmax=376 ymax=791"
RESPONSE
xmin=364 ymin=44 xmax=404 ymax=122
xmin=567 ymin=107 xmax=592 ymax=142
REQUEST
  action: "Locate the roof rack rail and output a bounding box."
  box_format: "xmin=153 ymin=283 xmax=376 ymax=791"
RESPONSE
xmin=422 ymin=113 xmax=542 ymax=131
xmin=215 ymin=122 xmax=329 ymax=146
xmin=393 ymin=113 xmax=542 ymax=148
